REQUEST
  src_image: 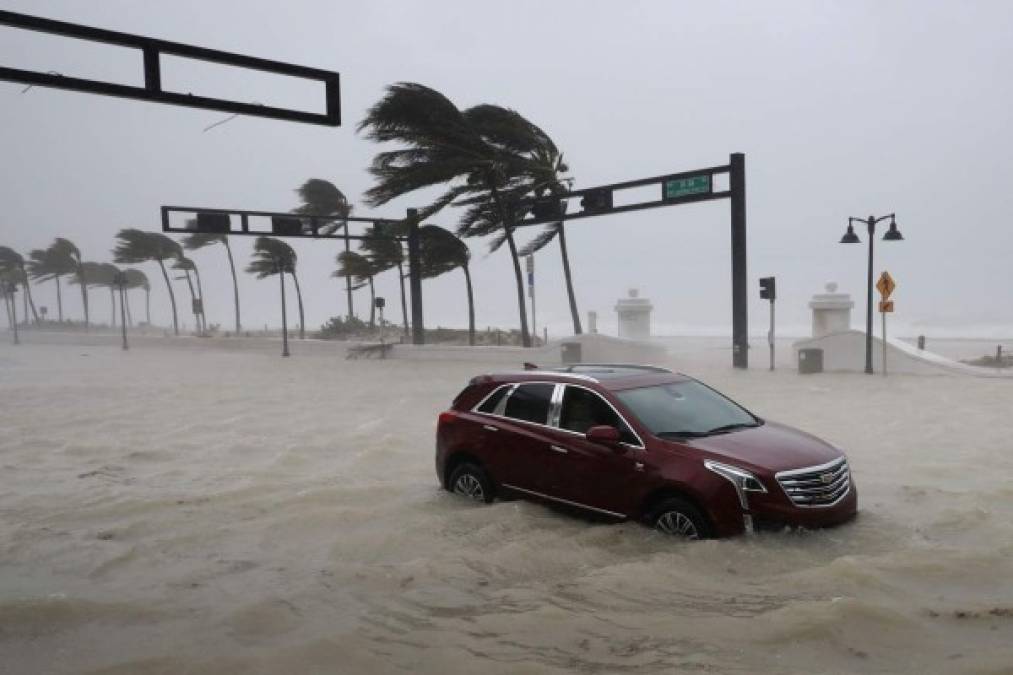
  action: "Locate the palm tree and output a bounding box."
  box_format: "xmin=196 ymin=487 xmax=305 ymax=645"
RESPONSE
xmin=113 ymin=229 xmax=183 ymax=335
xmin=27 ymin=242 xmax=76 ymax=322
xmin=418 ymin=225 xmax=476 ymax=345
xmin=335 ymin=251 xmax=379 ymax=328
xmin=359 ymin=222 xmax=409 ymax=338
xmin=359 ymin=83 xmax=558 ymax=347
xmin=0 ymin=247 xmax=39 ymax=323
xmin=182 ymin=229 xmax=240 ymax=334
xmin=124 ymin=269 xmax=149 ymax=326
xmin=96 ymin=263 xmax=121 ymax=326
xmin=247 ymin=237 xmax=297 ymax=355
xmin=294 ymin=178 xmax=354 ymax=321
xmin=172 ymin=257 xmax=204 ymax=335
xmin=51 ymin=238 xmax=91 ymax=329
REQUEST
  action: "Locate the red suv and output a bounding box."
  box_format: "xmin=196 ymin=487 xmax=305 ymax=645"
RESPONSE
xmin=436 ymin=364 xmax=857 ymax=539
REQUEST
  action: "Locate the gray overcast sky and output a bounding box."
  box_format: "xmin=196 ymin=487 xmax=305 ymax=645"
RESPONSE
xmin=1 ymin=0 xmax=1011 ymax=337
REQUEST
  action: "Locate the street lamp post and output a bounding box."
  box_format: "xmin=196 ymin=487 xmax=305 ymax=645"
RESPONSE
xmin=840 ymin=214 xmax=904 ymax=374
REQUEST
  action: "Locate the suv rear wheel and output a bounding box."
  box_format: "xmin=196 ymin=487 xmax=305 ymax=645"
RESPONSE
xmin=448 ymin=462 xmax=495 ymax=504
xmin=649 ymin=497 xmax=711 ymax=540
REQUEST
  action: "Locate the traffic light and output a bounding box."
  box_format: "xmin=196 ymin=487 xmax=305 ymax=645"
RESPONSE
xmin=271 ymin=216 xmax=303 ymax=236
xmin=195 ymin=212 xmax=231 ymax=234
xmin=759 ymin=276 xmax=776 ymax=301
xmin=580 ymin=188 xmax=613 ymax=213
xmin=531 ymin=197 xmax=566 ymax=220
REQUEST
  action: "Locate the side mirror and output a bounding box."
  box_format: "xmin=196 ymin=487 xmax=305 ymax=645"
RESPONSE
xmin=586 ymin=425 xmax=622 ymax=447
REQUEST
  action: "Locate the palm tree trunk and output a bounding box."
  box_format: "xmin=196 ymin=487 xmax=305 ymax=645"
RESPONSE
xmin=109 ymin=287 xmax=116 ymax=327
xmin=397 ymin=261 xmax=409 ymax=339
xmin=156 ymin=260 xmax=179 ymax=335
xmin=78 ymin=270 xmax=90 ymax=330
xmin=192 ymin=265 xmax=207 ymax=335
xmin=223 ymin=238 xmax=241 ymax=333
xmin=22 ymin=287 xmax=27 ymax=325
xmin=182 ymin=270 xmax=198 ymax=335
xmin=368 ymin=276 xmax=376 ymax=329
xmin=145 ymin=288 xmax=151 ymax=325
xmin=20 ymin=265 xmax=39 ymax=324
xmin=125 ymin=291 xmax=133 ymax=327
xmin=290 ymin=271 xmax=305 ymax=339
xmin=2 ymin=289 xmax=11 ymax=328
xmin=55 ymin=276 xmax=63 ymax=322
xmin=463 ymin=263 xmax=475 ymax=346
xmin=279 ymin=270 xmax=289 ymax=357
xmin=556 ymin=224 xmax=582 ymax=335
xmin=487 ymin=184 xmax=531 ymax=347
xmin=343 ymin=224 xmax=354 ymax=321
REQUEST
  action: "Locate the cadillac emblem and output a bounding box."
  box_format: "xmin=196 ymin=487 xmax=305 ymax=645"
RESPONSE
xmin=820 ymin=472 xmax=834 ymax=484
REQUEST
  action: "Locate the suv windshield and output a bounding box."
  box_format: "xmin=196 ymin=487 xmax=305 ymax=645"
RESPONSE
xmin=615 ymin=380 xmax=759 ymax=438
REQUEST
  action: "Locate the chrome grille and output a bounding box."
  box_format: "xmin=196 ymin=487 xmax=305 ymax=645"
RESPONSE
xmin=776 ymin=457 xmax=851 ymax=508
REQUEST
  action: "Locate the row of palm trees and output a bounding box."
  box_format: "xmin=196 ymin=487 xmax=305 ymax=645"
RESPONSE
xmin=4 ymin=82 xmax=585 ymax=345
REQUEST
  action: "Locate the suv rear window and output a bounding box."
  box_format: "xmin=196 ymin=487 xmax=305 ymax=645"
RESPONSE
xmin=503 ymin=383 xmax=555 ymax=424
xmin=476 ymin=385 xmax=510 ymax=413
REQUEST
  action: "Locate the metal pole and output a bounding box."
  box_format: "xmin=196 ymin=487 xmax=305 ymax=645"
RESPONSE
xmin=527 ymin=255 xmax=536 ymax=346
xmin=865 ymin=219 xmax=875 ymax=374
xmin=407 ymin=208 xmax=424 ymax=345
xmin=769 ymin=299 xmax=775 ymax=371
xmin=881 ymin=308 xmax=887 ymax=376
xmin=280 ymin=265 xmax=289 ymax=357
xmin=729 ymin=153 xmax=748 ymax=369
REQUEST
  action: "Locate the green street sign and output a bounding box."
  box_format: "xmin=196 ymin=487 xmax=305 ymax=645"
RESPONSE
xmin=664 ymin=175 xmax=711 ymax=199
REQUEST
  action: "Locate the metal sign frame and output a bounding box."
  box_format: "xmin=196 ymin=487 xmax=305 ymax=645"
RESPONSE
xmin=516 ymin=153 xmax=749 ymax=369
xmin=0 ymin=10 xmax=340 ymax=126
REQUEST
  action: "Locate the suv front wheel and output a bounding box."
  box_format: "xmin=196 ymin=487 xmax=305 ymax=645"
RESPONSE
xmin=649 ymin=497 xmax=711 ymax=539
xmin=448 ymin=462 xmax=495 ymax=504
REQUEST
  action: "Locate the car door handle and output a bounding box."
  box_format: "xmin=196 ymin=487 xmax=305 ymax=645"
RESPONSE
xmin=549 ymin=445 xmax=569 ymax=454
xmin=482 ymin=425 xmax=498 ymax=432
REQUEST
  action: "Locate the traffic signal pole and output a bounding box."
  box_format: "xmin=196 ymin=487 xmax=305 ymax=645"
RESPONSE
xmin=759 ymin=276 xmax=776 ymax=371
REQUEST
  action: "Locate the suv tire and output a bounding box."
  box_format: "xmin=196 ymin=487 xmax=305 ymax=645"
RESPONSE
xmin=448 ymin=462 xmax=495 ymax=504
xmin=649 ymin=497 xmax=711 ymax=540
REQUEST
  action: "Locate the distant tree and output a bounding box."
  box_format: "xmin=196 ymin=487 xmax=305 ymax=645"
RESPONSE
xmin=0 ymin=247 xmax=39 ymax=323
xmin=418 ymin=225 xmax=475 ymax=345
xmin=359 ymin=221 xmax=409 ymax=338
xmin=336 ymin=251 xmax=379 ymax=328
xmin=294 ymin=178 xmax=354 ymax=320
xmin=50 ymin=238 xmax=91 ymax=329
xmin=112 ymin=230 xmax=183 ymax=335
xmin=182 ymin=228 xmax=240 ymax=333
xmin=27 ymin=242 xmax=77 ymax=322
xmin=247 ymin=237 xmax=304 ymax=339
xmin=123 ymin=268 xmax=150 ymax=326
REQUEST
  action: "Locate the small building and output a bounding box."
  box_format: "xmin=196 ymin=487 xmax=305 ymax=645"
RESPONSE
xmin=809 ymin=282 xmax=853 ymax=337
xmin=615 ymin=288 xmax=652 ymax=340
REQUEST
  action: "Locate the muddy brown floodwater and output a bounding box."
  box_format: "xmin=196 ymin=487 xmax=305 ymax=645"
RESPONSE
xmin=1 ymin=339 xmax=1011 ymax=674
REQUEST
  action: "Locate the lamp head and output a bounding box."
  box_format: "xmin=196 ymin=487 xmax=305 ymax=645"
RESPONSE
xmin=840 ymin=223 xmax=861 ymax=244
xmin=883 ymin=217 xmax=904 ymax=241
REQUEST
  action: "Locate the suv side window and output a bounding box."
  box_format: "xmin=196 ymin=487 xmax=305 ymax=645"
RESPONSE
xmin=559 ymin=385 xmax=639 ymax=445
xmin=503 ymin=383 xmax=555 ymax=425
xmin=476 ymin=385 xmax=510 ymax=414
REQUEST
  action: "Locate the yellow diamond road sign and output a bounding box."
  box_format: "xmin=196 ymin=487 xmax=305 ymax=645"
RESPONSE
xmin=876 ymin=271 xmax=896 ymax=299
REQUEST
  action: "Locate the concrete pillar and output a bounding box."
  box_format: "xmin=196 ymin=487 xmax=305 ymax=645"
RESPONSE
xmin=615 ymin=288 xmax=652 ymax=340
xmin=809 ymin=282 xmax=854 ymax=337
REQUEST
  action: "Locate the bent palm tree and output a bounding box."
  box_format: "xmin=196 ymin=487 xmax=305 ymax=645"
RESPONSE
xmin=336 ymin=251 xmax=379 ymax=328
xmin=418 ymin=225 xmax=475 ymax=345
xmin=182 ymin=229 xmax=240 ymax=333
xmin=359 ymin=222 xmax=409 ymax=338
xmin=247 ymin=237 xmax=298 ymax=354
xmin=359 ymin=83 xmax=558 ymax=346
xmin=172 ymin=257 xmax=204 ymax=335
xmin=52 ymin=238 xmax=90 ymax=329
xmin=0 ymin=247 xmax=39 ymax=323
xmin=124 ymin=268 xmax=149 ymax=326
xmin=113 ymin=230 xmax=183 ymax=334
xmin=27 ymin=243 xmax=76 ymax=322
xmin=294 ymin=178 xmax=354 ymax=321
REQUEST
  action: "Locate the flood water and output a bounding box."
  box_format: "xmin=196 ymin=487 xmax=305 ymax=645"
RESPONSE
xmin=1 ymin=339 xmax=1011 ymax=674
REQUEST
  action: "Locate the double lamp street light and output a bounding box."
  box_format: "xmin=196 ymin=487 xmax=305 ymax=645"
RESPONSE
xmin=840 ymin=214 xmax=904 ymax=374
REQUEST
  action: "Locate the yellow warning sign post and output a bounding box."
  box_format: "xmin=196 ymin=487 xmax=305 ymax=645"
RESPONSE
xmin=877 ymin=272 xmax=896 ymax=375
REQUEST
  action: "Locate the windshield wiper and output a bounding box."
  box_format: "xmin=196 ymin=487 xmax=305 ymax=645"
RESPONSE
xmin=656 ymin=430 xmax=712 ymax=439
xmin=705 ymin=422 xmax=759 ymax=435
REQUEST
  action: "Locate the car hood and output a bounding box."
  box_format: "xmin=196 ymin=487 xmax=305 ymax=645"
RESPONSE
xmin=679 ymin=420 xmax=842 ymax=474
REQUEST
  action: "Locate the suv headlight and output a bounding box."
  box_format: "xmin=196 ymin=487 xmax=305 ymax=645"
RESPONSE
xmin=704 ymin=460 xmax=767 ymax=509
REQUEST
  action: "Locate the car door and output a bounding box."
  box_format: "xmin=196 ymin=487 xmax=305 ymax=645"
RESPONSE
xmin=544 ymin=384 xmax=646 ymax=516
xmin=477 ymin=382 xmax=559 ymax=494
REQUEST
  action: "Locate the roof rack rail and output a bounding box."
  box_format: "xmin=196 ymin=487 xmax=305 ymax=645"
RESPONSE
xmin=557 ymin=363 xmax=673 ymax=374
